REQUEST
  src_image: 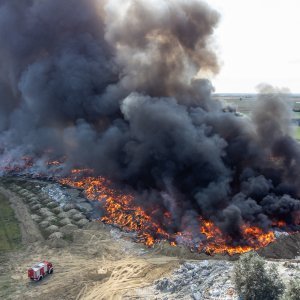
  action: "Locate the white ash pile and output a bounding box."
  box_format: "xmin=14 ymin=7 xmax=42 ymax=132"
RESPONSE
xmin=276 ymin=261 xmax=300 ymax=282
xmin=41 ymin=184 xmax=70 ymax=205
xmin=41 ymin=183 xmax=94 ymax=215
xmin=154 ymin=261 xmax=237 ymax=300
xmin=109 ymin=227 xmax=150 ymax=256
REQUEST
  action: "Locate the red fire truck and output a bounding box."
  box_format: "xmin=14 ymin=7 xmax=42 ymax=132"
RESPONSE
xmin=28 ymin=261 xmax=54 ymax=281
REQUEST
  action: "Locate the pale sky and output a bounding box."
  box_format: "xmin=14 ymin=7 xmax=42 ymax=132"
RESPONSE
xmin=208 ymin=0 xmax=300 ymax=93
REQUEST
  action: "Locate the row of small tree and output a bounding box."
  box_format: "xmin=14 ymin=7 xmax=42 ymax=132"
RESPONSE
xmin=234 ymin=252 xmax=300 ymax=300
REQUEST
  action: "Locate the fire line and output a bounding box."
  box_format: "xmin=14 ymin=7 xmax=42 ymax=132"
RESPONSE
xmin=59 ymin=169 xmax=281 ymax=256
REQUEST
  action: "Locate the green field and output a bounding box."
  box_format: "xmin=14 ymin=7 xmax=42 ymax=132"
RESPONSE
xmin=292 ymin=126 xmax=300 ymax=140
xmin=292 ymin=111 xmax=300 ymax=119
xmin=0 ymin=193 xmax=21 ymax=252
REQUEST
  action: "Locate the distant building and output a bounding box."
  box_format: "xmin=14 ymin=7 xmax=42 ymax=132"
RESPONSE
xmin=293 ymin=102 xmax=300 ymax=112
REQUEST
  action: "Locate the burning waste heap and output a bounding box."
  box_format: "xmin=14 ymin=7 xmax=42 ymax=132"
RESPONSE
xmin=0 ymin=0 xmax=299 ymax=255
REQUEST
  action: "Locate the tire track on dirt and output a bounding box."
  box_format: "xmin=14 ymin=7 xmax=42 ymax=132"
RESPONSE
xmin=80 ymin=257 xmax=179 ymax=300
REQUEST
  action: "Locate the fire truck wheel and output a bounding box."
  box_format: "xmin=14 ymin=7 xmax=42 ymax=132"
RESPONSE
xmin=38 ymin=275 xmax=43 ymax=281
xmin=48 ymin=269 xmax=53 ymax=274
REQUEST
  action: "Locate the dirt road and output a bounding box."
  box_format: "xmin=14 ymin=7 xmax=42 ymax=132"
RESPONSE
xmin=1 ymin=225 xmax=179 ymax=300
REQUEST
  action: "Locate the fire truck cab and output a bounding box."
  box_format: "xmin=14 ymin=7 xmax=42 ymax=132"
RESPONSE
xmin=28 ymin=261 xmax=53 ymax=281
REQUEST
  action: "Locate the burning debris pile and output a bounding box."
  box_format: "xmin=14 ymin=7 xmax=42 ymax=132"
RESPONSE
xmin=0 ymin=0 xmax=299 ymax=254
xmin=59 ymin=169 xmax=288 ymax=255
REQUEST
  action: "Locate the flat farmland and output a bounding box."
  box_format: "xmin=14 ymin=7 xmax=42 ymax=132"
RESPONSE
xmin=214 ymin=94 xmax=300 ymax=140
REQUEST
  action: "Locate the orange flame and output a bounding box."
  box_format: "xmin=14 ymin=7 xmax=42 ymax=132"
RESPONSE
xmin=0 ymin=156 xmax=33 ymax=173
xmin=0 ymin=156 xmax=291 ymax=255
xmin=59 ymin=169 xmax=280 ymax=255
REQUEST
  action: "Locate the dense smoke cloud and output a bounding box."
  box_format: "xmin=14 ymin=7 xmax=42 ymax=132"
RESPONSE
xmin=0 ymin=0 xmax=299 ymax=241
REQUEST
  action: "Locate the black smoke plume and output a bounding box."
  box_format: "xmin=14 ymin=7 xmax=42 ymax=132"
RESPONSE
xmin=0 ymin=0 xmax=299 ymax=240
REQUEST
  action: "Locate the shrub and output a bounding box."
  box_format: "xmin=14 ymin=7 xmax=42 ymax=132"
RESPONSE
xmin=234 ymin=252 xmax=284 ymax=300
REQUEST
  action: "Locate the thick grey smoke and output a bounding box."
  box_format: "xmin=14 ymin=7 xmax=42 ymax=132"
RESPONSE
xmin=0 ymin=0 xmax=299 ymax=241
